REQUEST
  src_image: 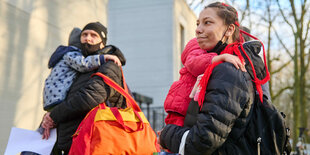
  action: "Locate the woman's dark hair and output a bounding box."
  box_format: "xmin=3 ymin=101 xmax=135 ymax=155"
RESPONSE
xmin=205 ymin=2 xmax=241 ymax=43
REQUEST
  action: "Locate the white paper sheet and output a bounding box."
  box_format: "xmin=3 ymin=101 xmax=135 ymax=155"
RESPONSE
xmin=4 ymin=127 xmax=56 ymax=155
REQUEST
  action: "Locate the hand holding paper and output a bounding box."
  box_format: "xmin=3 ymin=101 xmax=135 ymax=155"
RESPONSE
xmin=5 ymin=127 xmax=56 ymax=155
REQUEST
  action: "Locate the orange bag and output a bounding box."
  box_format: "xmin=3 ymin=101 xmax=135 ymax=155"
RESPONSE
xmin=69 ymin=72 xmax=160 ymax=155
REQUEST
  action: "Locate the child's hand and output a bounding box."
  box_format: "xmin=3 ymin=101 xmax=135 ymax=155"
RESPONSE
xmin=104 ymin=54 xmax=121 ymax=67
xmin=189 ymin=74 xmax=203 ymax=98
xmin=212 ymin=54 xmax=246 ymax=72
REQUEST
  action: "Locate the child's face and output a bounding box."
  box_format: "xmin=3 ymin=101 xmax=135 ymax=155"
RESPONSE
xmin=195 ymin=8 xmax=229 ymax=51
xmin=80 ymin=30 xmax=102 ymax=46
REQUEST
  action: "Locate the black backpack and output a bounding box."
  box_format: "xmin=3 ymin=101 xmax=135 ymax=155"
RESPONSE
xmin=245 ymin=93 xmax=291 ymax=155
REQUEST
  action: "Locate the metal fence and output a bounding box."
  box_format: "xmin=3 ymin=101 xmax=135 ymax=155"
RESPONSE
xmin=132 ymin=92 xmax=167 ymax=132
xmin=141 ymin=106 xmax=167 ymax=132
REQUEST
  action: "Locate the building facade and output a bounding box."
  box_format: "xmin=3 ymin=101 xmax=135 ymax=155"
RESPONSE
xmin=108 ymin=0 xmax=197 ymax=107
xmin=0 ymin=0 xmax=196 ymax=152
xmin=0 ymin=0 xmax=108 ymax=153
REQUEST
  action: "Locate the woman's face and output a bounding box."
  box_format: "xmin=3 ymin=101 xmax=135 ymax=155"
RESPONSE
xmin=195 ymin=8 xmax=228 ymax=50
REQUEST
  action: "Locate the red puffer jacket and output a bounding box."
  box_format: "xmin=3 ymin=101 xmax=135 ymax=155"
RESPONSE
xmin=164 ymin=38 xmax=217 ymax=126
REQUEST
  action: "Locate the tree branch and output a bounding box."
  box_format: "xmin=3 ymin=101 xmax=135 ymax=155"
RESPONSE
xmin=271 ymin=55 xmax=281 ymax=62
xmin=271 ymin=12 xmax=278 ymax=22
xmin=305 ymin=49 xmax=310 ymax=71
xmin=289 ymin=0 xmax=299 ymax=27
xmin=304 ymin=19 xmax=310 ymax=43
xmin=272 ymin=26 xmax=294 ymax=59
xmin=273 ymin=86 xmax=293 ymax=100
xmin=190 ymin=0 xmax=203 ymax=10
xmin=271 ymin=59 xmax=293 ymax=74
xmin=188 ymin=1 xmax=193 ymax=7
xmin=276 ymin=0 xmax=296 ymax=33
xmin=240 ymin=0 xmax=250 ymax=22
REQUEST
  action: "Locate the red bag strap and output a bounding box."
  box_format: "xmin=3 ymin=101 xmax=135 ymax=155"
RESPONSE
xmin=91 ymin=71 xmax=141 ymax=112
xmin=99 ymin=103 xmax=144 ymax=132
xmin=92 ymin=71 xmax=145 ymax=132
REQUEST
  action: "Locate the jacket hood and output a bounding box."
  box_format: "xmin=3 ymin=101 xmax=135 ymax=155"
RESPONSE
xmin=98 ymin=45 xmax=126 ymax=66
xmin=48 ymin=46 xmax=80 ymax=68
xmin=241 ymin=40 xmax=267 ymax=81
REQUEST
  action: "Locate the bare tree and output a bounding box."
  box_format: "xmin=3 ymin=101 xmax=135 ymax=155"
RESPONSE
xmin=276 ymin=0 xmax=310 ymax=145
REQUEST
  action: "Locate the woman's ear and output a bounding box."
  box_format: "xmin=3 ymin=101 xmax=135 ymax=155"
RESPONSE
xmin=225 ymin=24 xmax=235 ymax=37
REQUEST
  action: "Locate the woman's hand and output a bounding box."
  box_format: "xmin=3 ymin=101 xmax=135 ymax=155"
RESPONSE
xmin=157 ymin=129 xmax=169 ymax=152
xmin=212 ymin=54 xmax=246 ymax=72
xmin=157 ymin=129 xmax=162 ymax=148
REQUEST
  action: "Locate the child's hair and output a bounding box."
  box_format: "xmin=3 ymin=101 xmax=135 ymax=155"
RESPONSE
xmin=204 ymin=2 xmax=241 ymax=43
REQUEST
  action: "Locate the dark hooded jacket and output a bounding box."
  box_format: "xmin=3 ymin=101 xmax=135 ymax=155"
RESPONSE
xmin=160 ymin=41 xmax=268 ymax=155
xmin=49 ymin=46 xmax=126 ymax=152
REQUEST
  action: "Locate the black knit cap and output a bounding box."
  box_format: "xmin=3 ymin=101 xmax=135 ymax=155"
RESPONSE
xmin=82 ymin=22 xmax=107 ymax=45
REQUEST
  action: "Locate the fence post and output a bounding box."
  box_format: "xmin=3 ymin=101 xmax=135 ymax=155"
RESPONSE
xmin=152 ymin=110 xmax=157 ymax=130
